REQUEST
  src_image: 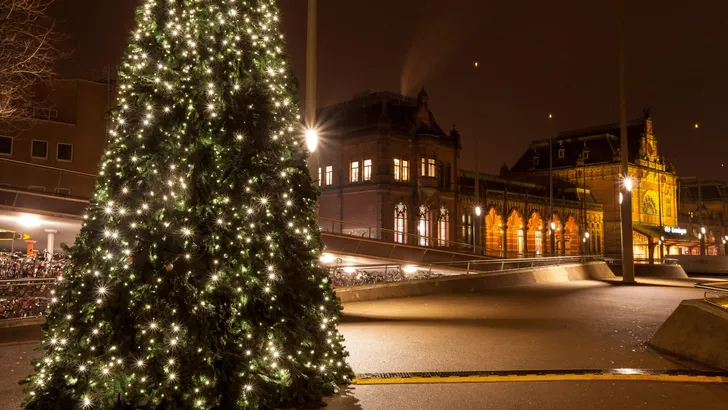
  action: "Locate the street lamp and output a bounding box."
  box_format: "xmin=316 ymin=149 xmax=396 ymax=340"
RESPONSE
xmin=305 ymin=127 xmax=318 ymax=153
xmin=623 ymin=176 xmax=633 ymax=192
xmin=474 ymin=206 xmax=482 ymax=217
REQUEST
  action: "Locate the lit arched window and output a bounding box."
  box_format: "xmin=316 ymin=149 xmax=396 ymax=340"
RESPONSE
xmin=394 ymin=203 xmax=408 ymax=244
xmin=418 ymin=204 xmax=431 ymax=246
xmin=438 ymin=206 xmax=450 ymax=247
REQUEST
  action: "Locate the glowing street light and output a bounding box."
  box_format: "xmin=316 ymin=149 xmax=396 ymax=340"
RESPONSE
xmin=623 ymin=176 xmax=633 ymax=192
xmin=402 ymin=265 xmax=418 ymax=274
xmin=305 ymin=128 xmax=318 ymax=153
xmin=474 ymin=206 xmax=482 ymax=217
xmin=17 ymin=214 xmax=42 ymax=228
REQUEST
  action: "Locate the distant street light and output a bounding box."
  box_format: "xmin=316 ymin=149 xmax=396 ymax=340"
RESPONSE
xmin=474 ymin=206 xmax=482 ymax=217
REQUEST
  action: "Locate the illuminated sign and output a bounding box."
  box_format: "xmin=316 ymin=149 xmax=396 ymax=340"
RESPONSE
xmin=663 ymin=226 xmax=687 ymax=235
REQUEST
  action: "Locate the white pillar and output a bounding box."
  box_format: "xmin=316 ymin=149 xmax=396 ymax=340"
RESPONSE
xmin=45 ymin=229 xmax=57 ymax=258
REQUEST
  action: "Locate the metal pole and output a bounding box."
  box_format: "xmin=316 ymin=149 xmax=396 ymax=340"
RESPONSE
xmin=306 ymin=0 xmax=319 ymax=186
xmin=619 ymin=2 xmax=635 ymax=282
xmin=699 ymin=178 xmax=706 ymax=255
xmin=475 ymin=138 xmax=480 ymax=254
xmin=549 ymin=119 xmax=555 ymax=257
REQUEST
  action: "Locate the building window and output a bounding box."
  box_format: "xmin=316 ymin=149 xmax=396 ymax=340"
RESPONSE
xmin=461 ymin=213 xmax=473 ymax=244
xmin=533 ymin=156 xmax=539 ymax=166
xmin=558 ymin=148 xmax=565 ymax=159
xmin=325 ymin=165 xmax=333 ymax=186
xmin=318 ymin=167 xmax=322 ymax=186
xmin=394 ymin=159 xmax=401 ymax=180
xmin=57 ymin=143 xmax=73 ymax=162
xmin=394 ymin=203 xmax=408 ymax=244
xmin=421 ymin=157 xmax=436 ymax=177
xmin=29 ymin=185 xmax=46 ymax=192
xmin=438 ymin=206 xmax=450 ymax=247
xmin=535 ymin=231 xmax=543 ymax=255
xmin=363 ymin=159 xmax=372 ymax=181
xmin=402 ymin=160 xmax=409 ymax=181
xmin=582 ymin=149 xmax=590 ymax=160
xmin=418 ymin=205 xmax=431 ymax=246
xmin=31 ymin=140 xmax=48 ymax=159
xmin=0 ymin=136 xmax=12 ymax=155
xmin=54 ymin=188 xmax=71 ymax=195
xmin=428 ymin=158 xmax=436 ymax=177
xmin=350 ymin=161 xmax=359 ymax=183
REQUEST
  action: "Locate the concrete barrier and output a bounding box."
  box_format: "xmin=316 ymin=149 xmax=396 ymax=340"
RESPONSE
xmin=676 ymin=255 xmax=728 ymax=275
xmin=609 ymin=263 xmax=688 ymax=279
xmin=0 ymin=317 xmax=45 ymax=328
xmin=649 ymin=299 xmax=728 ymax=370
xmin=335 ymin=261 xmax=615 ymax=303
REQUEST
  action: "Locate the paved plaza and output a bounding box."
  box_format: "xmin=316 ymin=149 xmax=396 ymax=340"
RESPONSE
xmin=2 ymin=279 xmax=728 ymax=409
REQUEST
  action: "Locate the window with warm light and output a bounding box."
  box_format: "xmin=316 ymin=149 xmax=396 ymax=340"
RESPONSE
xmin=421 ymin=158 xmax=436 ymax=177
xmin=461 ymin=213 xmax=472 ymax=244
xmin=363 ymin=159 xmax=372 ymax=181
xmin=394 ymin=159 xmax=409 ymax=181
xmin=394 ymin=203 xmax=407 ymax=244
xmin=325 ymin=166 xmax=333 ymax=186
xmin=438 ymin=207 xmax=449 ymax=247
xmin=318 ymin=167 xmax=322 ymax=186
xmin=427 ymin=158 xmax=436 ymax=177
xmin=350 ymin=161 xmax=359 ymax=183
xmin=418 ymin=205 xmax=431 ymax=246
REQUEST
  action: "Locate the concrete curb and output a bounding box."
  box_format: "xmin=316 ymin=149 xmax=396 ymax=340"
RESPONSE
xmin=649 ymin=299 xmax=728 ymax=370
xmin=0 ymin=317 xmax=45 ymax=328
xmin=336 ymin=261 xmax=615 ymax=303
xmin=609 ymin=264 xmax=688 ymax=279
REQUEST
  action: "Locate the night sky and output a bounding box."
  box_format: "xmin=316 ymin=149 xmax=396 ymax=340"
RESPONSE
xmin=50 ymin=0 xmax=728 ymax=179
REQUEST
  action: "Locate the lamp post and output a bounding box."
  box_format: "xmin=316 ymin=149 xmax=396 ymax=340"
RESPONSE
xmin=305 ymin=0 xmax=319 ymax=186
xmin=474 ymin=205 xmax=482 ymax=254
xmin=619 ymin=1 xmax=635 ymax=282
xmin=548 ymin=113 xmax=555 ymax=257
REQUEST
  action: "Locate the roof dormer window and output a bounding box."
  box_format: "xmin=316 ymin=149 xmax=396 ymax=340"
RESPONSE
xmin=558 ymin=148 xmax=565 ymax=159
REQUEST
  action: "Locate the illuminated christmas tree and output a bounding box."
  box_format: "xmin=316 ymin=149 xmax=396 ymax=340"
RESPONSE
xmin=24 ymin=0 xmax=351 ymax=408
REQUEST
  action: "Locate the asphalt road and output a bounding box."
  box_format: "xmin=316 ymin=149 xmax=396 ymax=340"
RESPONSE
xmin=2 ymin=279 xmax=728 ymax=409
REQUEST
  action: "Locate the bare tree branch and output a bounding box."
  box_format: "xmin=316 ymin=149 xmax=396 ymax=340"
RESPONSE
xmin=0 ymin=0 xmax=65 ymax=120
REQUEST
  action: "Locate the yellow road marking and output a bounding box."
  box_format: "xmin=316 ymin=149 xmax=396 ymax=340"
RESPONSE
xmin=353 ymin=374 xmax=728 ymax=385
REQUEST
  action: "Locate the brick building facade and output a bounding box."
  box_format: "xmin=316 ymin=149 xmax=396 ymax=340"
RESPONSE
xmin=510 ymin=112 xmax=680 ymax=259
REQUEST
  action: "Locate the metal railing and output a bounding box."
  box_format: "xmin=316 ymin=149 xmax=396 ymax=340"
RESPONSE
xmin=430 ymin=255 xmax=601 ymax=274
xmin=604 ymin=257 xmax=680 ymax=265
xmin=695 ymin=281 xmax=728 ymax=310
xmin=318 ymin=216 xmax=489 ymax=254
xmin=326 ymin=255 xmax=601 ymax=288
